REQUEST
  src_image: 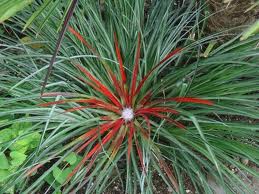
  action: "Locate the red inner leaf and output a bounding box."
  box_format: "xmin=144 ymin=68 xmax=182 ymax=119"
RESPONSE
xmin=100 ymin=116 xmax=112 ymax=121
xmin=77 ymin=119 xmax=123 ymax=153
xmin=68 ymin=26 xmax=98 ymax=55
xmin=68 ymin=119 xmax=123 ymax=180
xmin=136 ymin=107 xmax=179 ymax=115
xmin=39 ymin=100 xmax=67 ymax=107
xmin=130 ymin=33 xmax=141 ymax=104
xmin=137 ymin=112 xmax=185 ymax=129
xmin=139 ymin=90 xmax=152 ymax=106
xmin=110 ymin=128 xmax=126 ymax=159
xmin=76 ymin=64 xmax=122 ymax=108
xmin=150 ymin=97 xmax=214 ymax=106
xmin=138 ymin=114 xmax=151 ymax=137
xmin=114 ymin=32 xmax=127 ymax=84
xmin=158 ymin=157 xmax=179 ymax=192
xmin=134 ymin=48 xmax=182 ymax=96
xmin=171 ymin=97 xmax=214 ymax=105
xmin=127 ymin=121 xmax=135 ymax=161
xmin=69 ymin=26 xmax=119 ymax=86
xmin=134 ymin=135 xmax=145 ymax=173
xmin=64 ymin=106 xmax=89 ymax=113
xmin=40 ymin=98 xmax=121 ymax=114
xmin=158 ymin=48 xmax=182 ymax=65
xmin=79 ymin=121 xmax=114 ymax=141
xmin=109 ymin=70 xmax=124 ymax=98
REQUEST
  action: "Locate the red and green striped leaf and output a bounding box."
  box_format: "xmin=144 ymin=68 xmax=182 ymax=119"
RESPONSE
xmin=130 ymin=33 xmax=141 ymax=104
xmin=68 ymin=119 xmax=123 ymax=181
xmin=137 ymin=112 xmax=185 ymax=129
xmin=114 ymin=32 xmax=127 ymax=84
xmin=134 ymin=48 xmax=182 ymax=96
xmin=136 ymin=107 xmax=179 ymax=115
xmin=134 ymin=134 xmax=145 ymax=173
xmin=76 ymin=64 xmax=122 ymax=108
xmin=68 ymin=26 xmax=98 ymax=55
xmin=150 ymin=97 xmax=213 ymax=106
xmin=127 ymin=121 xmax=135 ymax=161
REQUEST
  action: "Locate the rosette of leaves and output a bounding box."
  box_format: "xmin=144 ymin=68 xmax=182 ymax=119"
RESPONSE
xmin=0 ymin=0 xmax=259 ymax=194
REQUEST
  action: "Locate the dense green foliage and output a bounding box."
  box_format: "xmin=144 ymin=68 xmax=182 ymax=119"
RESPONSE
xmin=0 ymin=0 xmax=34 ymax=23
xmin=0 ymin=0 xmax=258 ymax=193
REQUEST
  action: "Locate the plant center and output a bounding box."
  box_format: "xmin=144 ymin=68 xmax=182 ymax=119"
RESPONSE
xmin=122 ymin=107 xmax=134 ymax=122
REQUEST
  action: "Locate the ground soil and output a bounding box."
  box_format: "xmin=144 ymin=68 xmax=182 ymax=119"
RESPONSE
xmin=103 ymin=171 xmax=196 ymax=194
xmin=207 ymin=0 xmax=259 ymax=36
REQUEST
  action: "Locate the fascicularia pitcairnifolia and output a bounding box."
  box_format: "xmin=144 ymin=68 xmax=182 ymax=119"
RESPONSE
xmin=38 ymin=27 xmax=213 ymax=191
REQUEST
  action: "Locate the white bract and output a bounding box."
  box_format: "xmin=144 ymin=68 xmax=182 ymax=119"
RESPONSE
xmin=122 ymin=107 xmax=134 ymax=121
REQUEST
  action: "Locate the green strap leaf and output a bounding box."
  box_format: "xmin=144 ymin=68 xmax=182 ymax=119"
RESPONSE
xmin=190 ymin=116 xmax=224 ymax=184
xmin=23 ymin=0 xmax=53 ymax=31
xmin=0 ymin=0 xmax=34 ymax=23
xmin=240 ymin=20 xmax=259 ymax=41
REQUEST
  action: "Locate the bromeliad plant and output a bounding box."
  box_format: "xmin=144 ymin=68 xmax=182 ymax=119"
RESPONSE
xmin=1 ymin=0 xmax=259 ymax=193
xmin=39 ymin=29 xmax=213 ymax=191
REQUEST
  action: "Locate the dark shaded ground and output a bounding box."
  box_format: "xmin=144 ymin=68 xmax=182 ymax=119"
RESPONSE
xmin=104 ymin=172 xmax=196 ymax=194
xmin=207 ymin=0 xmax=259 ymax=35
